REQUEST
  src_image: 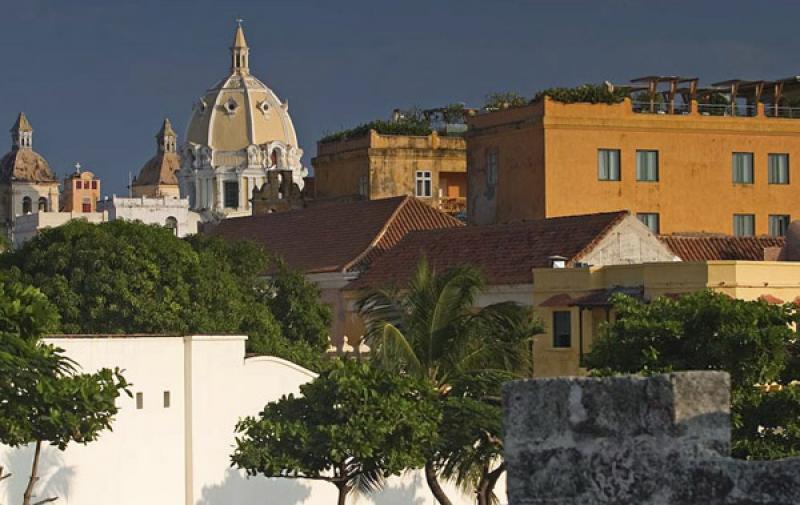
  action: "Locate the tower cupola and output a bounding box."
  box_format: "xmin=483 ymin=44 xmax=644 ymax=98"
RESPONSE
xmin=156 ymin=118 xmax=177 ymax=153
xmin=231 ymin=20 xmax=250 ymax=75
xmin=11 ymin=112 xmax=33 ymax=150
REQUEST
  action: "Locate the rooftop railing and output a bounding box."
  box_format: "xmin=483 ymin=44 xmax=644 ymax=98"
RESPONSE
xmin=631 ymin=101 xmax=691 ymax=115
xmin=765 ymin=106 xmax=800 ymax=118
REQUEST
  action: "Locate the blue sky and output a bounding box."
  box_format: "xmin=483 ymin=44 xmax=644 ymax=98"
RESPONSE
xmin=1 ymin=0 xmax=797 ymax=195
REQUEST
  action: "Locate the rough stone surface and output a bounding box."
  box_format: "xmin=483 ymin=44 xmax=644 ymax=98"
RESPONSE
xmin=503 ymin=372 xmax=800 ymax=504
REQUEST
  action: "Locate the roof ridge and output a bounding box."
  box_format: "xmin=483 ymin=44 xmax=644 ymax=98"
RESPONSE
xmin=342 ymin=196 xmax=412 ymax=272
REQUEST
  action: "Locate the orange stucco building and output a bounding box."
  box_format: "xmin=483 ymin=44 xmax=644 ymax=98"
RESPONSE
xmin=467 ymin=92 xmax=800 ymax=236
xmin=312 ymin=130 xmax=467 ymax=215
xmin=61 ymin=168 xmax=100 ymax=213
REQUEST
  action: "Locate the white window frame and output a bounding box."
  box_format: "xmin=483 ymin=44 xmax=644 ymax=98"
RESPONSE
xmin=415 ymin=171 xmax=432 ymax=198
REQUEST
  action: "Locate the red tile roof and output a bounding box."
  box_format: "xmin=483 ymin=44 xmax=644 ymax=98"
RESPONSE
xmin=347 ymin=211 xmax=629 ymax=290
xmin=660 ymin=235 xmax=785 ymax=261
xmin=208 ymin=196 xmax=462 ymax=274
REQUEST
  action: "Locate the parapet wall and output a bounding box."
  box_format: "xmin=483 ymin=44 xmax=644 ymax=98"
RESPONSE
xmin=503 ymin=372 xmax=800 ymax=505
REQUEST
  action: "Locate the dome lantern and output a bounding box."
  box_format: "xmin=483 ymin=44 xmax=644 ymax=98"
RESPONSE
xmin=231 ymin=19 xmax=250 ymax=75
xmin=11 ymin=112 xmax=33 ymax=150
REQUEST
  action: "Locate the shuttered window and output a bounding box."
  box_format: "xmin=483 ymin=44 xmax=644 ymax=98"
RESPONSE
xmin=733 ymin=214 xmax=755 ymax=237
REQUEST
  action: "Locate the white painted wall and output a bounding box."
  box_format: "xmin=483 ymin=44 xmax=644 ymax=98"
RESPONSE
xmin=0 ymin=335 xmax=503 ymax=505
xmin=101 ymin=196 xmax=200 ymax=237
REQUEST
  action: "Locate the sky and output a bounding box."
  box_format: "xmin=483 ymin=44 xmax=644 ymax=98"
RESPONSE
xmin=1 ymin=0 xmax=798 ymax=195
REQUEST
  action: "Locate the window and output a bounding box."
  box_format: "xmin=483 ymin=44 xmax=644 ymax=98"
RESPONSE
xmin=22 ymin=196 xmax=31 ymax=215
xmin=165 ymin=216 xmax=178 ymax=235
xmin=552 ymin=311 xmax=572 ymax=348
xmin=732 ymin=152 xmax=754 ymax=184
xmin=486 ymin=150 xmax=498 ymax=186
xmin=636 ymin=150 xmax=659 ymax=181
xmin=415 ymin=171 xmax=432 ymax=197
xmin=37 ymin=197 xmax=47 ymax=212
xmin=768 ymin=154 xmax=789 ymax=184
xmin=769 ymin=215 xmax=790 ymax=237
xmin=91 ymin=180 xmax=98 ymax=190
xmin=598 ymin=149 xmax=621 ymax=181
xmin=637 ymin=213 xmax=660 ymax=233
xmin=358 ymin=175 xmax=369 ymax=197
xmin=733 ymin=214 xmax=755 ymax=237
xmin=163 ymin=391 xmax=171 ymax=408
xmin=76 ymin=181 xmax=82 ymax=189
xmin=136 ymin=392 xmax=144 ymax=410
xmin=224 ymin=181 xmax=239 ymax=208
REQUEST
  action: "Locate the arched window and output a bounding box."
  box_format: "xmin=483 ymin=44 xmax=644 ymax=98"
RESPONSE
xmin=165 ymin=216 xmax=178 ymax=236
xmin=37 ymin=197 xmax=48 ymax=212
xmin=22 ymin=197 xmax=31 ymax=215
xmin=271 ymin=148 xmax=280 ymax=168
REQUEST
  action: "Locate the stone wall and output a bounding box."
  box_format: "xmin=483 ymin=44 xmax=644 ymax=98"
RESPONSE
xmin=503 ymin=372 xmax=800 ymax=504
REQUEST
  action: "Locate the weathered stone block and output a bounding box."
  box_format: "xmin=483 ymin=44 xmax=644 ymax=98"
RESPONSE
xmin=503 ymin=372 xmax=800 ymax=505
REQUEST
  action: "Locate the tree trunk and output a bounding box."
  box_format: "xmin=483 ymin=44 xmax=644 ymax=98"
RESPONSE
xmin=476 ymin=463 xmax=505 ymax=505
xmin=425 ymin=460 xmax=452 ymax=505
xmin=22 ymin=440 xmax=42 ymax=505
xmin=336 ymin=482 xmax=349 ymax=505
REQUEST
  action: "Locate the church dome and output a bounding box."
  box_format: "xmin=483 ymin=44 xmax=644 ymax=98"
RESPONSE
xmin=0 ymin=113 xmax=56 ymax=183
xmin=184 ymin=24 xmax=298 ymax=151
xmin=135 ymin=118 xmax=180 ymax=186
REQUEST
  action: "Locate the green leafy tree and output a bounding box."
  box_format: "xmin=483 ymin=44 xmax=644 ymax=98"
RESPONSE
xmin=483 ymin=92 xmax=527 ymax=110
xmin=262 ymin=258 xmax=332 ymax=350
xmin=0 ymin=281 xmax=129 ymax=505
xmin=357 ymin=258 xmax=541 ymax=504
xmin=2 ymin=220 xmax=328 ymax=369
xmin=585 ymin=290 xmax=800 ymax=459
xmin=232 ymin=359 xmax=441 ymax=505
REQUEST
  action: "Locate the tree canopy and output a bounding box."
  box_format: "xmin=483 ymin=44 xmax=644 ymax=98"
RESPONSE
xmin=232 ymin=359 xmax=441 ymax=505
xmin=3 ymin=220 xmax=330 ymax=369
xmin=586 ymin=290 xmax=800 ymax=460
xmin=0 ymin=280 xmax=129 ymax=505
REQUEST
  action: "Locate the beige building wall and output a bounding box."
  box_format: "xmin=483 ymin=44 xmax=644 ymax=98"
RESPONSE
xmin=532 ymin=261 xmax=800 ymax=377
xmin=62 ymin=171 xmax=100 ymax=213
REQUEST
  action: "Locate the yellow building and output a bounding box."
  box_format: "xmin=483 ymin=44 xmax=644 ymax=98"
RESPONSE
xmin=61 ymin=166 xmax=100 ymax=213
xmin=312 ymin=130 xmax=467 ymax=215
xmin=533 ymin=260 xmax=800 ymax=377
xmin=467 ymin=77 xmax=800 ymax=236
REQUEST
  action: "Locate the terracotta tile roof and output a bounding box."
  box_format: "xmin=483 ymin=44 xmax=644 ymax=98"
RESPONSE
xmin=347 ymin=211 xmax=629 ymax=290
xmin=660 ymin=234 xmax=785 ymax=261
xmin=208 ymin=196 xmax=462 ymax=274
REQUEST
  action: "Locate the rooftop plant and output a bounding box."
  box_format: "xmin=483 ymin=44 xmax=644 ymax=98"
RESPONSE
xmin=320 ymin=112 xmax=433 ymax=144
xmin=532 ymin=83 xmax=628 ymax=104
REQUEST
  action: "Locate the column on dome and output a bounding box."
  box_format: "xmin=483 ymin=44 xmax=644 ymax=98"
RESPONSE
xmin=193 ymin=177 xmax=200 ymax=209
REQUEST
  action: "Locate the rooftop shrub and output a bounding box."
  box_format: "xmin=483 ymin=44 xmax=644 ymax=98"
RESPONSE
xmin=532 ymin=83 xmax=628 ymax=105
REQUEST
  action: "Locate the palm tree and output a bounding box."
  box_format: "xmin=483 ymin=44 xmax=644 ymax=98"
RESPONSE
xmin=357 ymin=258 xmax=541 ymax=505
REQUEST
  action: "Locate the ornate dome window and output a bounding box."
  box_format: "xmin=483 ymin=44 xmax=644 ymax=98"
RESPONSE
xmin=256 ymin=100 xmax=270 ymax=116
xmin=224 ymin=99 xmax=239 ymax=115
